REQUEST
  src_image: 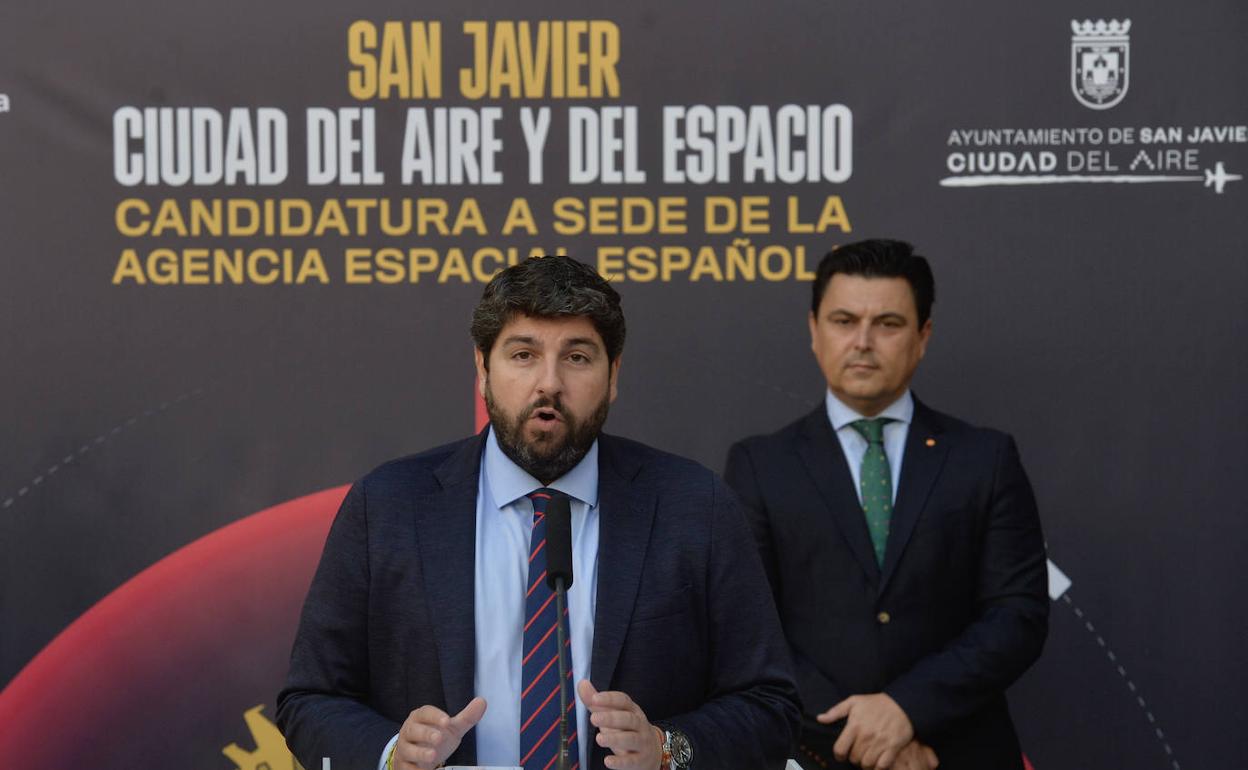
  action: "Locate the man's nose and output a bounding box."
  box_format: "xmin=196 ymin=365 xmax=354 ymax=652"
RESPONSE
xmin=535 ymin=358 xmax=564 ymax=395
xmin=852 ymin=323 xmax=874 ymax=350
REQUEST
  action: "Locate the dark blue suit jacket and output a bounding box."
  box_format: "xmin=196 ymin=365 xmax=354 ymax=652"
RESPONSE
xmin=277 ymin=431 xmax=799 ymax=770
xmin=724 ymin=400 xmax=1048 ymax=769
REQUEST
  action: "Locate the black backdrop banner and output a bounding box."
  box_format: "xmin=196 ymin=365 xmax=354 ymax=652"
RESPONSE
xmin=2 ymin=2 xmax=1245 ymax=769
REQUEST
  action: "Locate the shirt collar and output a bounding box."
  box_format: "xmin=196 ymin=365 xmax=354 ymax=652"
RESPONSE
xmin=483 ymin=426 xmax=600 ymax=510
xmin=824 ymin=389 xmax=914 ymax=432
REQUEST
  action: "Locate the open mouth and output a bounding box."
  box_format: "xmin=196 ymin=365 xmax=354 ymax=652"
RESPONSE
xmin=531 ymin=406 xmax=563 ymax=423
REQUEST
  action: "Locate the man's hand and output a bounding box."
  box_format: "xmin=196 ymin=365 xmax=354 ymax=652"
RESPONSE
xmin=817 ymin=693 xmax=913 ymax=770
xmin=578 ymin=680 xmax=664 ymax=770
xmin=393 ymin=697 xmax=487 ymax=770
xmin=891 ymin=740 xmax=938 ymax=770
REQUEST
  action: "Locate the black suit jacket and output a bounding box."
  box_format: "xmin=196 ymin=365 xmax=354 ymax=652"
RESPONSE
xmin=277 ymin=431 xmax=799 ymax=770
xmin=724 ymin=400 xmax=1048 ymax=769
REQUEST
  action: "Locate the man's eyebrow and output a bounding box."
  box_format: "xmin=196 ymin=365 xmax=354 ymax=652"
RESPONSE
xmin=500 ymin=334 xmax=539 ymax=347
xmin=825 ymin=308 xmax=909 ymax=321
xmin=563 ymin=337 xmax=602 ymax=350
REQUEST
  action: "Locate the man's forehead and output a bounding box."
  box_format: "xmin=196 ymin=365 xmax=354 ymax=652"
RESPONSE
xmin=496 ymin=313 xmax=604 ymax=346
xmin=820 ymin=274 xmax=918 ymax=317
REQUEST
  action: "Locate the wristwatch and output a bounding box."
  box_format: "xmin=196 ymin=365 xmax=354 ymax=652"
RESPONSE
xmin=658 ymin=726 xmax=693 ymax=770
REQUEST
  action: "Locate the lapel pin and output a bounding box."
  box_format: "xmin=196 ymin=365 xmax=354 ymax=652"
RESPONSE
xmin=925 ymin=438 xmax=937 ymax=447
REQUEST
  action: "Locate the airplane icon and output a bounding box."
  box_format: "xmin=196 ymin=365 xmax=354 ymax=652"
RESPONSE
xmin=1204 ymin=162 xmax=1242 ymax=194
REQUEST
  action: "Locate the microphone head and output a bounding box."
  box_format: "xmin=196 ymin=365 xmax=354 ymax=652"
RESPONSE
xmin=544 ymin=494 xmax=574 ymax=590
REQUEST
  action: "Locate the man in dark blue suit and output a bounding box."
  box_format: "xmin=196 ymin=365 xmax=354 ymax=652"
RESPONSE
xmin=725 ymin=240 xmax=1047 ymax=770
xmin=278 ymin=256 xmax=798 ymax=770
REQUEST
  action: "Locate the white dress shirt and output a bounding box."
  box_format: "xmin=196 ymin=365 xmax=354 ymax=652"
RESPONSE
xmin=824 ymin=390 xmax=914 ymax=505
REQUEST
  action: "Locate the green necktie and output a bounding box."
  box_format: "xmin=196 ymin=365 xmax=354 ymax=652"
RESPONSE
xmin=850 ymin=418 xmax=893 ymax=566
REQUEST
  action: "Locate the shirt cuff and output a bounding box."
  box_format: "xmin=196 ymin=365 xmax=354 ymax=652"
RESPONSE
xmin=377 ymin=733 xmax=400 ymax=770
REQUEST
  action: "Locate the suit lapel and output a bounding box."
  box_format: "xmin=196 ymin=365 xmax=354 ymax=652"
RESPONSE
xmin=796 ymin=408 xmax=882 ymax=585
xmin=414 ymin=433 xmax=486 ymax=728
xmin=879 ymin=400 xmax=949 ymax=594
xmin=589 ymin=436 xmax=655 ymax=689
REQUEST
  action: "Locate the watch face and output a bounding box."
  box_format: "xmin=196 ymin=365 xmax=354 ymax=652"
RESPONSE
xmin=671 ymin=731 xmax=693 ymax=766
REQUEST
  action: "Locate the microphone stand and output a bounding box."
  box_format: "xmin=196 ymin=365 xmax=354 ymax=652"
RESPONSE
xmin=554 ymin=577 xmax=571 ymax=770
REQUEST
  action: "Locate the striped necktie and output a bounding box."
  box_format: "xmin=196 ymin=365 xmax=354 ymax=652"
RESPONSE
xmin=850 ymin=418 xmax=894 ymax=566
xmin=520 ymin=489 xmax=578 ymax=770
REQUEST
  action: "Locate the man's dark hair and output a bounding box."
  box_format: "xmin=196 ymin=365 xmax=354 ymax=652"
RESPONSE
xmin=811 ymin=239 xmax=936 ymax=326
xmin=471 ymin=255 xmax=626 ymax=365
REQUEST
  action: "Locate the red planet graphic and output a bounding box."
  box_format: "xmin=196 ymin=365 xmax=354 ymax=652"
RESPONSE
xmin=0 ymin=486 xmax=347 ymax=768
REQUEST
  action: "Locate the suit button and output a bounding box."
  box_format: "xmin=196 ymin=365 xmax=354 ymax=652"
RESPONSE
xmin=876 ymin=611 xmax=891 ymax=625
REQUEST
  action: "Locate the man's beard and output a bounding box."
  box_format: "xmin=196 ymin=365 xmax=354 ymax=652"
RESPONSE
xmin=485 ymin=386 xmax=610 ymax=484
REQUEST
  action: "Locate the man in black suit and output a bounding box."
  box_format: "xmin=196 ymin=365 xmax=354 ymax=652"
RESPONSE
xmin=725 ymin=240 xmax=1047 ymax=770
xmin=278 ymin=256 xmax=798 ymax=770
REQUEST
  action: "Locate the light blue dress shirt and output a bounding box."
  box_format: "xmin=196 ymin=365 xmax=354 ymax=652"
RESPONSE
xmin=474 ymin=428 xmax=598 ymax=770
xmin=381 ymin=428 xmax=599 ymax=770
xmin=824 ymin=390 xmax=914 ymax=505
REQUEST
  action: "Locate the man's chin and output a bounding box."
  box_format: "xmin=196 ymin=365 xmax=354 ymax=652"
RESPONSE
xmin=522 ymin=425 xmax=567 ymax=449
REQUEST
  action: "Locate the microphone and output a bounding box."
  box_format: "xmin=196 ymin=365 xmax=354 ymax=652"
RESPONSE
xmin=543 ymin=493 xmax=574 ymax=770
xmin=544 ymin=494 xmax=574 ymax=590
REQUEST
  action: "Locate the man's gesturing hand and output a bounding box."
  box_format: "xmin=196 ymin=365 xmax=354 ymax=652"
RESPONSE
xmin=393 ymin=697 xmax=487 ymax=770
xmin=817 ymin=692 xmax=914 ymax=770
xmin=578 ymin=680 xmax=664 ymax=770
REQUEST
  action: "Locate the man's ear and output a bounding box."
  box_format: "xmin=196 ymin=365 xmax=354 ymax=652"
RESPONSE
xmin=474 ymin=347 xmax=488 ymax=397
xmin=917 ymin=318 xmax=933 ymax=359
xmin=608 ymin=356 xmax=622 ymax=403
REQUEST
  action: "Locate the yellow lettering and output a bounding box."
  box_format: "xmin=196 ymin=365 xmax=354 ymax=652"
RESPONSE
xmin=380 ymin=199 xmax=411 ymax=235
xmin=661 ymin=247 xmax=691 ymax=281
xmin=815 ymin=195 xmax=852 ymax=233
xmin=795 ymin=246 xmax=814 ymax=280
xmin=152 ymin=199 xmax=188 ymax=236
xmin=182 ymin=248 xmax=210 ymax=284
xmin=410 ymin=248 xmax=438 ymax=282
xmin=472 ymin=247 xmax=506 ymax=281
xmin=314 ymin=200 xmax=350 ymax=236
xmin=461 ymin=22 xmax=489 ymax=99
xmin=347 ymin=22 xmax=378 ymax=99
xmin=280 ymin=199 xmax=312 ymax=236
xmin=452 ymin=199 xmax=487 ymax=235
xmin=627 ymin=247 xmax=659 ymax=282
xmin=228 ymin=200 xmax=259 ymax=236
xmin=656 ymin=197 xmax=687 ymax=234
xmin=552 ymin=197 xmax=584 ymax=235
xmin=786 ymin=196 xmax=813 ymax=234
xmin=704 ymin=197 xmax=736 ymax=234
xmin=373 ymin=247 xmax=406 ymax=284
xmin=378 ymin=22 xmax=410 ymax=98
xmin=759 ymin=246 xmax=791 ymax=281
xmin=589 ymin=22 xmax=620 ymax=98
xmin=296 ymin=249 xmax=329 ymax=284
xmin=565 ymin=21 xmax=588 ymax=98
xmin=489 ymin=22 xmax=520 ymax=98
xmin=436 ymin=248 xmax=469 ymax=282
xmin=116 ymin=199 xmax=150 ymax=236
xmin=189 ymin=200 xmax=222 ymax=236
xmin=740 ymin=196 xmax=769 ymax=234
xmin=690 ymin=247 xmax=724 ymax=282
xmin=149 ymin=249 xmax=179 ymax=285
xmin=501 ymin=197 xmax=538 ymax=235
xmin=112 ymin=249 xmax=146 ymax=283
xmin=345 ymin=198 xmax=377 ymax=235
xmin=597 ymin=246 xmax=625 ymax=280
xmin=518 ymin=22 xmax=550 ymax=98
xmin=345 ymin=248 xmax=373 ymax=284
